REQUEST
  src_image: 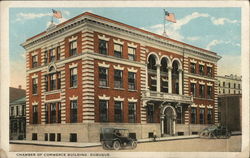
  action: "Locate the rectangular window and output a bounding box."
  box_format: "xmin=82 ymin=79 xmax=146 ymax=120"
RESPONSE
xmin=228 ymin=82 xmax=231 ymax=88
xmin=32 ymin=133 xmax=37 ymax=140
xmin=147 ymin=105 xmax=154 ymax=123
xmin=223 ymin=82 xmax=225 ymax=87
xmin=50 ymin=103 xmax=56 ymax=123
xmin=57 ymin=46 xmax=61 ymax=60
xmin=234 ymin=83 xmax=236 ymax=89
xmin=49 ymin=48 xmax=56 ymax=62
xmin=44 ymin=51 xmax=48 ymax=64
xmin=190 ymin=63 xmax=196 ymax=73
xmin=44 ymin=133 xmax=48 ymax=141
xmin=99 ymin=67 xmax=108 ymax=87
xmin=150 ymin=76 xmax=157 ymax=91
xmin=32 ymin=78 xmax=38 ymax=94
xmin=207 ymin=67 xmax=212 ymax=77
xmin=223 ymin=89 xmax=225 ymax=93
xmin=58 ymin=103 xmax=61 ymax=123
xmin=33 ymin=105 xmax=38 ymax=124
xmin=45 ymin=104 xmax=49 ymax=124
xmin=16 ymin=106 xmax=19 ymax=116
xmin=128 ymin=102 xmax=136 ymax=123
xmin=128 ymin=47 xmax=136 ymax=61
xmin=45 ymin=76 xmax=48 ymax=92
xmin=190 ymin=83 xmax=196 ymax=97
xmin=114 ymin=101 xmax=123 ymax=122
xmin=176 ymin=106 xmax=182 ymax=124
xmin=57 ymin=133 xmax=61 ymax=142
xmin=128 ymin=72 xmax=136 ymax=90
xmin=99 ymin=100 xmax=108 ymax=122
xmin=70 ymin=133 xmax=77 ymax=142
xmin=207 ymin=109 xmax=213 ymax=124
xmin=114 ymin=70 xmax=123 ymax=88
xmin=70 ymin=100 xmax=78 ymax=123
xmin=69 ymin=40 xmax=77 ymax=56
xmin=50 ymin=74 xmax=56 ymax=91
xmin=49 ymin=133 xmax=55 ymax=141
xmin=238 ymin=84 xmax=241 ymax=89
xmin=199 ymin=108 xmax=205 ymax=124
xmin=70 ymin=67 xmax=77 ymax=88
xmin=207 ymin=86 xmax=212 ymax=99
xmin=114 ymin=43 xmax=122 ymax=58
xmin=161 ymin=77 xmax=168 ymax=93
xmin=191 ymin=108 xmax=196 ymax=124
xmin=199 ymin=85 xmax=205 ymax=98
xmin=22 ymin=105 xmax=25 ymax=116
xmin=57 ymin=73 xmax=61 ymax=89
xmin=199 ymin=65 xmax=204 ymax=75
xmin=99 ymin=39 xmax=108 ymax=55
xmin=32 ymin=55 xmax=38 ymax=68
xmin=11 ymin=107 xmax=14 ymax=116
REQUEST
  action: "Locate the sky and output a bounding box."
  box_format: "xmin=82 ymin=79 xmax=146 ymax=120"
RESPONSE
xmin=9 ymin=7 xmax=241 ymax=88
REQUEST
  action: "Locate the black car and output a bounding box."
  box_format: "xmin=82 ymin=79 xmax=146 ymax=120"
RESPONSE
xmin=199 ymin=125 xmax=231 ymax=139
xmin=100 ymin=127 xmax=137 ymax=150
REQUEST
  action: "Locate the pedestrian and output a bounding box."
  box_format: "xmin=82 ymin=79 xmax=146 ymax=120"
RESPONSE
xmin=153 ymin=130 xmax=157 ymax=142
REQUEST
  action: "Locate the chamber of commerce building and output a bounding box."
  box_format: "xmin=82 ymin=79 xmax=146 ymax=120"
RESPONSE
xmin=21 ymin=12 xmax=221 ymax=142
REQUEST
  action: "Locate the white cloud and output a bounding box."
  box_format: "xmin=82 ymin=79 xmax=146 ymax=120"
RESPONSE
xmin=186 ymin=36 xmax=200 ymax=41
xmin=206 ymin=40 xmax=223 ymax=50
xmin=46 ymin=17 xmax=68 ymax=28
xmin=211 ymin=17 xmax=238 ymax=25
xmin=16 ymin=12 xmax=51 ymax=21
xmin=218 ymin=54 xmax=241 ymax=76
xmin=63 ymin=10 xmax=70 ymax=16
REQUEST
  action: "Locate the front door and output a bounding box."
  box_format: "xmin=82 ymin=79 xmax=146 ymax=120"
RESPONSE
xmin=164 ymin=107 xmax=173 ymax=135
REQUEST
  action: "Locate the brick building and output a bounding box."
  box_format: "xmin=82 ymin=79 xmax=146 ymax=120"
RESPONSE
xmin=217 ymin=74 xmax=242 ymax=94
xmin=21 ymin=12 xmax=221 ymax=142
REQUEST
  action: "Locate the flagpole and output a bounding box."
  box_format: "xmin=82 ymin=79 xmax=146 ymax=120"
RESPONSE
xmin=51 ymin=13 xmax=54 ymax=24
xmin=163 ymin=9 xmax=167 ymax=37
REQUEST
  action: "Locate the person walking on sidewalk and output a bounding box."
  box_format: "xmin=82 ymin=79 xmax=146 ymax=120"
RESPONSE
xmin=153 ymin=130 xmax=157 ymax=142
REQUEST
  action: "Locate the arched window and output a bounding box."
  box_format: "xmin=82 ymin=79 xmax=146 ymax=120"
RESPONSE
xmin=172 ymin=60 xmax=179 ymax=94
xmin=147 ymin=55 xmax=157 ymax=70
xmin=160 ymin=58 xmax=168 ymax=93
xmin=147 ymin=54 xmax=157 ymax=91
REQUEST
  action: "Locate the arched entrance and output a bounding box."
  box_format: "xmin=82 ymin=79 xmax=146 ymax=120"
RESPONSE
xmin=160 ymin=104 xmax=176 ymax=136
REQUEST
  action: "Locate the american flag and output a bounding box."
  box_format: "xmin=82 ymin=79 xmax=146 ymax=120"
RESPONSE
xmin=52 ymin=9 xmax=62 ymax=19
xmin=165 ymin=11 xmax=176 ymax=23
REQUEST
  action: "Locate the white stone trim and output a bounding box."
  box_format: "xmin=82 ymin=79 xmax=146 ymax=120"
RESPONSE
xmin=114 ymin=64 xmax=124 ymax=70
xmin=69 ymin=36 xmax=78 ymax=42
xmin=127 ymin=42 xmax=137 ymax=48
xmin=44 ymin=98 xmax=62 ymax=103
xmin=199 ymin=104 xmax=205 ymax=108
xmin=190 ymin=79 xmax=197 ymax=83
xmin=114 ymin=96 xmax=124 ymax=101
xmin=98 ymin=35 xmax=110 ymax=41
xmin=128 ymin=97 xmax=138 ymax=102
xmin=31 ymin=51 xmax=38 ymax=56
xmin=190 ymin=59 xmax=197 ymax=64
xmin=31 ymin=74 xmax=38 ymax=79
xmin=98 ymin=94 xmax=110 ymax=100
xmin=207 ymin=105 xmax=213 ymax=109
xmin=98 ymin=62 xmax=110 ymax=68
xmin=199 ymin=81 xmax=205 ymax=85
xmin=151 ymin=76 xmax=157 ymax=80
xmin=198 ymin=61 xmax=205 ymax=66
xmin=32 ymin=101 xmax=39 ymax=106
xmin=162 ymin=77 xmax=168 ymax=82
xmin=69 ymin=63 xmax=78 ymax=69
xmin=113 ymin=38 xmax=124 ymax=45
xmin=69 ymin=95 xmax=78 ymax=100
xmin=207 ymin=82 xmax=213 ymax=86
xmin=207 ymin=63 xmax=213 ymax=67
xmin=191 ymin=104 xmax=197 ymax=107
xmin=128 ymin=67 xmax=137 ymax=73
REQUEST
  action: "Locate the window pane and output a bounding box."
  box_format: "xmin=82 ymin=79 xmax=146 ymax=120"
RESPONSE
xmin=100 ymin=100 xmax=108 ymax=122
xmin=114 ymin=101 xmax=122 ymax=122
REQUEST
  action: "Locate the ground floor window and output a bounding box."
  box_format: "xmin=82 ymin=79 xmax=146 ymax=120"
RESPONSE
xmin=191 ymin=108 xmax=196 ymax=124
xmin=70 ymin=133 xmax=77 ymax=142
xmin=57 ymin=133 xmax=61 ymax=142
xmin=70 ymin=100 xmax=78 ymax=123
xmin=44 ymin=133 xmax=48 ymax=141
xmin=147 ymin=104 xmax=154 ymax=123
xmin=199 ymin=108 xmax=205 ymax=124
xmin=114 ymin=101 xmax=123 ymax=122
xmin=99 ymin=100 xmax=108 ymax=122
xmin=207 ymin=109 xmax=213 ymax=124
xmin=32 ymin=133 xmax=37 ymax=140
xmin=176 ymin=106 xmax=182 ymax=124
xmin=50 ymin=133 xmax=55 ymax=141
xmin=128 ymin=102 xmax=136 ymax=123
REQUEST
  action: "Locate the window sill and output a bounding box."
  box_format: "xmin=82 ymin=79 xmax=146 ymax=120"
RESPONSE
xmin=69 ymin=86 xmax=78 ymax=89
xmin=44 ymin=89 xmax=61 ymax=95
xmin=32 ymin=93 xmax=38 ymax=96
xmin=114 ymin=88 xmax=125 ymax=91
xmin=128 ymin=89 xmax=137 ymax=92
xmin=99 ymin=86 xmax=110 ymax=89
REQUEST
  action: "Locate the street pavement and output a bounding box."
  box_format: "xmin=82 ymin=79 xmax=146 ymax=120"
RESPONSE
xmin=10 ymin=135 xmax=241 ymax=152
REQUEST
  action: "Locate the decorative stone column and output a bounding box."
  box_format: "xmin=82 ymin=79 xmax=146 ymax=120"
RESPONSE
xmin=156 ymin=64 xmax=161 ymax=92
xmin=168 ymin=67 xmax=172 ymax=93
xmin=178 ymin=69 xmax=183 ymax=95
xmin=160 ymin=115 xmax=165 ymax=136
xmin=173 ymin=115 xmax=176 ymax=135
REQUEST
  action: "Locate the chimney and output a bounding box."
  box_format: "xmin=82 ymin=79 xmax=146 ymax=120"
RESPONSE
xmin=18 ymin=85 xmax=22 ymax=89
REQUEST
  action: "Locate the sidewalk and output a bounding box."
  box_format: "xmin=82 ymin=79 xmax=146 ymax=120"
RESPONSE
xmin=10 ymin=135 xmax=199 ymax=148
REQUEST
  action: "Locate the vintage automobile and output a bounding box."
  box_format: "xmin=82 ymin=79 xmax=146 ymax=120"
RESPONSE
xmin=199 ymin=125 xmax=231 ymax=139
xmin=100 ymin=127 xmax=137 ymax=150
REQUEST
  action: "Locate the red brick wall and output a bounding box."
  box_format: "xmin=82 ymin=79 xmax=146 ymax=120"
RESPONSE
xmin=64 ymin=32 xmax=82 ymax=58
xmin=45 ymin=93 xmax=60 ymax=100
xmin=28 ymin=48 xmax=41 ymax=69
xmin=188 ymin=57 xmax=215 ymax=77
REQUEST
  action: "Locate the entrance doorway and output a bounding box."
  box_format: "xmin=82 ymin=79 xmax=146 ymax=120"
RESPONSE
xmin=163 ymin=107 xmax=174 ymax=135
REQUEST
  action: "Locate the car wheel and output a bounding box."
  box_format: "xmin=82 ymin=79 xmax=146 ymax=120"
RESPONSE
xmin=226 ymin=132 xmax=231 ymax=139
xmin=209 ymin=132 xmax=215 ymax=139
xmin=113 ymin=141 xmax=121 ymax=150
xmin=131 ymin=140 xmax=137 ymax=149
xmin=102 ymin=142 xmax=109 ymax=150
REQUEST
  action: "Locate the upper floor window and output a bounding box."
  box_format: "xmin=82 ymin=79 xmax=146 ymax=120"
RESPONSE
xmin=56 ymin=46 xmax=61 ymax=60
xmin=16 ymin=106 xmax=19 ymax=116
xmin=238 ymin=84 xmax=241 ymax=89
xmin=114 ymin=44 xmax=122 ymax=58
xmin=99 ymin=100 xmax=108 ymax=122
xmin=69 ymin=40 xmax=77 ymax=56
xmin=70 ymin=100 xmax=78 ymax=123
xmin=128 ymin=72 xmax=136 ymax=90
xmin=161 ymin=77 xmax=168 ymax=93
xmin=128 ymin=47 xmax=136 ymax=61
xmin=99 ymin=40 xmax=108 ymax=55
xmin=207 ymin=86 xmax=212 ymax=99
xmin=22 ymin=105 xmax=25 ymax=116
xmin=190 ymin=63 xmax=196 ymax=74
xmin=44 ymin=51 xmax=48 ymax=64
xmin=150 ymin=77 xmax=157 ymax=91
xmin=228 ymin=82 xmax=231 ymax=88
xmin=191 ymin=108 xmax=196 ymax=124
xmin=50 ymin=74 xmax=57 ymax=91
xmin=199 ymin=65 xmax=204 ymax=75
xmin=207 ymin=67 xmax=212 ymax=77
xmin=11 ymin=107 xmax=14 ymax=116
xmin=57 ymin=73 xmax=61 ymax=89
xmin=45 ymin=76 xmax=48 ymax=92
xmin=190 ymin=83 xmax=196 ymax=97
xmin=114 ymin=70 xmax=123 ymax=89
xmin=70 ymin=67 xmax=77 ymax=88
xmin=199 ymin=84 xmax=205 ymax=98
xmin=234 ymin=83 xmax=236 ymax=89
xmin=33 ymin=105 xmax=38 ymax=124
xmin=99 ymin=67 xmax=108 ymax=87
xmin=49 ymin=48 xmax=56 ymax=62
xmin=32 ymin=78 xmax=38 ymax=95
xmin=32 ymin=55 xmax=38 ymax=68
xmin=128 ymin=102 xmax=136 ymax=123
xmin=223 ymin=82 xmax=225 ymax=87
xmin=148 ymin=55 xmax=157 ymax=71
xmin=114 ymin=101 xmax=123 ymax=122
xmin=50 ymin=103 xmax=56 ymax=123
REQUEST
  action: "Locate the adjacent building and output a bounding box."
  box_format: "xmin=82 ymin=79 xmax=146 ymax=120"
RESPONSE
xmin=217 ymin=74 xmax=242 ymax=95
xmin=21 ymin=12 xmax=221 ymax=142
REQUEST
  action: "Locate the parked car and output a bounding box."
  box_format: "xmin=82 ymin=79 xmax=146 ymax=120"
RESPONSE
xmin=199 ymin=125 xmax=231 ymax=139
xmin=100 ymin=127 xmax=137 ymax=150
